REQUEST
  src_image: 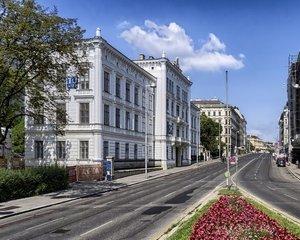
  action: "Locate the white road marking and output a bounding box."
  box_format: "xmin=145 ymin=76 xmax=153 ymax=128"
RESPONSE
xmin=266 ymin=186 xmax=276 ymax=191
xmin=283 ymin=193 xmax=298 ymax=201
xmin=80 ymin=220 xmax=113 ymax=237
xmin=25 ymin=217 xmax=64 ymax=231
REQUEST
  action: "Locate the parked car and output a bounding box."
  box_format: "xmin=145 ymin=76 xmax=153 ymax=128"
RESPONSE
xmin=276 ymin=157 xmax=286 ymax=167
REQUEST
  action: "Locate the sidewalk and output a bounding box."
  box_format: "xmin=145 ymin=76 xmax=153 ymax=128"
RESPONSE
xmin=286 ymin=162 xmax=300 ymax=181
xmin=0 ymin=159 xmax=220 ymax=219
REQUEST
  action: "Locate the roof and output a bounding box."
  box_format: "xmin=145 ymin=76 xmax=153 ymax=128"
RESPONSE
xmin=191 ymin=99 xmax=227 ymax=108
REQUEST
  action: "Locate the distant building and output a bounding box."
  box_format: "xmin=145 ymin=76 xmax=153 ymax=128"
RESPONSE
xmin=278 ymin=104 xmax=289 ymax=153
xmin=191 ymin=99 xmax=247 ymax=155
xmin=247 ymin=135 xmax=269 ymax=152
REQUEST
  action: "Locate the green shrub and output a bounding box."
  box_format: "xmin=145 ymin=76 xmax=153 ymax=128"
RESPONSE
xmin=0 ymin=165 xmax=68 ymax=202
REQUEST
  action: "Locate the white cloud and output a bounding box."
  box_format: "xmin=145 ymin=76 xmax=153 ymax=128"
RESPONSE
xmin=117 ymin=20 xmax=131 ymax=29
xmin=120 ymin=20 xmax=244 ymax=72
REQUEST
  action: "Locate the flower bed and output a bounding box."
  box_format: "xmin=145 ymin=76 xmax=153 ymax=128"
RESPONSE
xmin=190 ymin=195 xmax=299 ymax=240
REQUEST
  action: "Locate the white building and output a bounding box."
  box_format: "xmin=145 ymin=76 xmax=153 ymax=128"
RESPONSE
xmin=25 ymin=30 xmax=157 ymax=169
xmin=25 ymin=29 xmax=201 ymax=171
xmin=135 ymin=54 xmax=193 ymax=169
xmin=279 ymin=104 xmax=289 ymax=153
xmin=190 ymin=103 xmax=201 ymax=163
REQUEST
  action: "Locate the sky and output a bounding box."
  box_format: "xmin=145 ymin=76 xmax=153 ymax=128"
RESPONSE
xmin=37 ymin=0 xmax=300 ymax=142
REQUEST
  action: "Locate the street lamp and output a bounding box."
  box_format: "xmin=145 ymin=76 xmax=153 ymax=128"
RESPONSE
xmin=225 ymin=70 xmax=230 ymax=187
xmin=145 ymin=83 xmax=156 ymax=179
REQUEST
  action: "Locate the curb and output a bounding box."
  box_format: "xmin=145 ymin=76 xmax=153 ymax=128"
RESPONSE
xmin=238 ymin=186 xmax=300 ymax=225
xmin=286 ymin=165 xmax=300 ymax=181
xmin=0 ymin=160 xmax=221 ymax=220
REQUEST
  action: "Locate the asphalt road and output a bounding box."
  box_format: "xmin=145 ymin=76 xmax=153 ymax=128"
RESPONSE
xmin=0 ymin=154 xmax=255 ymax=240
xmin=236 ymin=153 xmax=300 ymax=219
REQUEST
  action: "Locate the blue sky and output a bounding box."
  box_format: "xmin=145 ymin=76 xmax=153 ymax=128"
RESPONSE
xmin=38 ymin=0 xmax=300 ymax=141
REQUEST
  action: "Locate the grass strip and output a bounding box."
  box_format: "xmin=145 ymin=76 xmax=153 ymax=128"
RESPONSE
xmin=167 ymin=199 xmax=217 ymax=240
xmin=246 ymin=197 xmax=300 ymax=238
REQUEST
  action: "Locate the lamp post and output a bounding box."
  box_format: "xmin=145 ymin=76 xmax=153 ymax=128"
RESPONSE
xmin=145 ymin=83 xmax=156 ymax=179
xmin=218 ymin=119 xmax=221 ymax=160
xmin=225 ymin=70 xmax=230 ymax=187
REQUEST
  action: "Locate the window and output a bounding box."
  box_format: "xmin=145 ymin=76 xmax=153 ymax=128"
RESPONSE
xmin=176 ymin=105 xmax=180 ymax=117
xmin=104 ymin=104 xmax=110 ymax=126
xmin=208 ymin=111 xmax=211 ymax=116
xmin=79 ymin=73 xmax=89 ymax=90
xmin=104 ymin=71 xmax=110 ymax=93
xmin=142 ymin=89 xmax=145 ymax=108
xmin=56 ymin=141 xmax=66 ymax=159
xmin=115 ymin=108 xmax=120 ymax=128
xmin=134 ymin=144 xmax=138 ymax=160
xmin=103 ymin=141 xmax=109 ymax=159
xmin=171 ymin=101 xmax=174 ymax=116
xmin=80 ymin=103 xmax=89 ymax=124
xmin=176 ymin=86 xmax=181 ymax=100
xmin=115 ymin=142 xmax=119 ymax=160
xmin=182 ymin=90 xmax=188 ymax=103
xmin=134 ymin=86 xmax=139 ymax=105
xmin=176 ymin=127 xmax=180 ymax=137
xmin=56 ymin=103 xmax=66 ymax=124
xmin=34 ymin=114 xmax=44 ymax=125
xmin=80 ymin=141 xmax=89 ymax=159
xmin=166 ymin=99 xmax=169 ymax=113
xmin=126 ymin=81 xmax=131 ymax=102
xmin=134 ymin=114 xmax=139 ymax=132
xmin=34 ymin=141 xmax=43 ymax=159
xmin=116 ymin=76 xmax=121 ymax=98
xmin=219 ymin=111 xmax=221 ymax=116
xmin=213 ymin=111 xmax=216 ymax=116
xmin=125 ymin=143 xmax=129 ymax=159
xmin=125 ymin=111 xmax=130 ymax=130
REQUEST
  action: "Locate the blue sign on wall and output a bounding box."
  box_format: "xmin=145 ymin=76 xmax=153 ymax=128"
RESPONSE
xmin=66 ymin=76 xmax=78 ymax=90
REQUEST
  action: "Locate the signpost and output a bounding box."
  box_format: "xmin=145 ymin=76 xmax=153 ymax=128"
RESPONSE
xmin=66 ymin=76 xmax=78 ymax=90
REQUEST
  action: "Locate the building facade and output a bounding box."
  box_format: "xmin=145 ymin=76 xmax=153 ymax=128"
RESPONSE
xmin=278 ymin=104 xmax=289 ymax=153
xmin=25 ymin=29 xmax=201 ymax=170
xmin=135 ymin=54 xmax=193 ymax=169
xmin=192 ymin=99 xmax=247 ymax=156
xmin=25 ymin=31 xmax=157 ymax=169
xmin=287 ymin=53 xmax=300 ymax=164
xmin=247 ymin=135 xmax=269 ymax=152
xmin=190 ymin=103 xmax=201 ymax=163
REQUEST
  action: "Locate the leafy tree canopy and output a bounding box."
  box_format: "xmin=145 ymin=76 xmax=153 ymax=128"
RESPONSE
xmin=0 ymin=0 xmax=88 ymax=144
xmin=200 ymin=113 xmax=223 ymax=156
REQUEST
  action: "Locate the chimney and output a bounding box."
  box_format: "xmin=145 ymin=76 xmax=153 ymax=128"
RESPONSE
xmin=162 ymin=51 xmax=166 ymax=58
xmin=95 ymin=27 xmax=101 ymax=37
xmin=139 ymin=53 xmax=145 ymax=60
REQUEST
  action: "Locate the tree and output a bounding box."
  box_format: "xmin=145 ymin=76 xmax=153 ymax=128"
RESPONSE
xmin=11 ymin=117 xmax=25 ymax=155
xmin=0 ymin=0 xmax=88 ymax=144
xmin=200 ymin=113 xmax=223 ymax=157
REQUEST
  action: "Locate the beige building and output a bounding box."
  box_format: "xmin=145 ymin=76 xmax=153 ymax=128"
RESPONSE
xmin=278 ymin=105 xmax=289 ymax=153
xmin=191 ymin=99 xmax=247 ymax=155
xmin=247 ymin=135 xmax=269 ymax=152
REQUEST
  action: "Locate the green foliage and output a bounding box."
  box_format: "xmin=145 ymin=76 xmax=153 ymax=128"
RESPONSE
xmin=11 ymin=117 xmax=25 ymax=155
xmin=200 ymin=113 xmax=223 ymax=157
xmin=0 ymin=0 xmax=88 ymax=144
xmin=0 ymin=165 xmax=68 ymax=202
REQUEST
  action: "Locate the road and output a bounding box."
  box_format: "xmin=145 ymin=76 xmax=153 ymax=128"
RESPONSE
xmin=236 ymin=153 xmax=300 ymax=219
xmin=0 ymin=154 xmax=255 ymax=240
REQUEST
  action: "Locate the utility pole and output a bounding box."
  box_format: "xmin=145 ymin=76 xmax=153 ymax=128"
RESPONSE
xmin=219 ymin=119 xmax=221 ymax=160
xmin=225 ymin=70 xmax=230 ymax=187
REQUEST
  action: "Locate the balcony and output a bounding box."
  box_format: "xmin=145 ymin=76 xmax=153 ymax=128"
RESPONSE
xmin=176 ymin=116 xmax=185 ymax=125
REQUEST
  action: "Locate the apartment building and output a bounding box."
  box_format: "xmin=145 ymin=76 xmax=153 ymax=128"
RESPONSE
xmin=278 ymin=104 xmax=289 ymax=153
xmin=25 ymin=29 xmax=157 ymax=169
xmin=192 ymin=99 xmax=247 ymax=155
xmin=135 ymin=54 xmax=193 ymax=169
xmin=190 ymin=103 xmax=201 ymax=163
xmin=287 ymin=53 xmax=300 ymax=164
